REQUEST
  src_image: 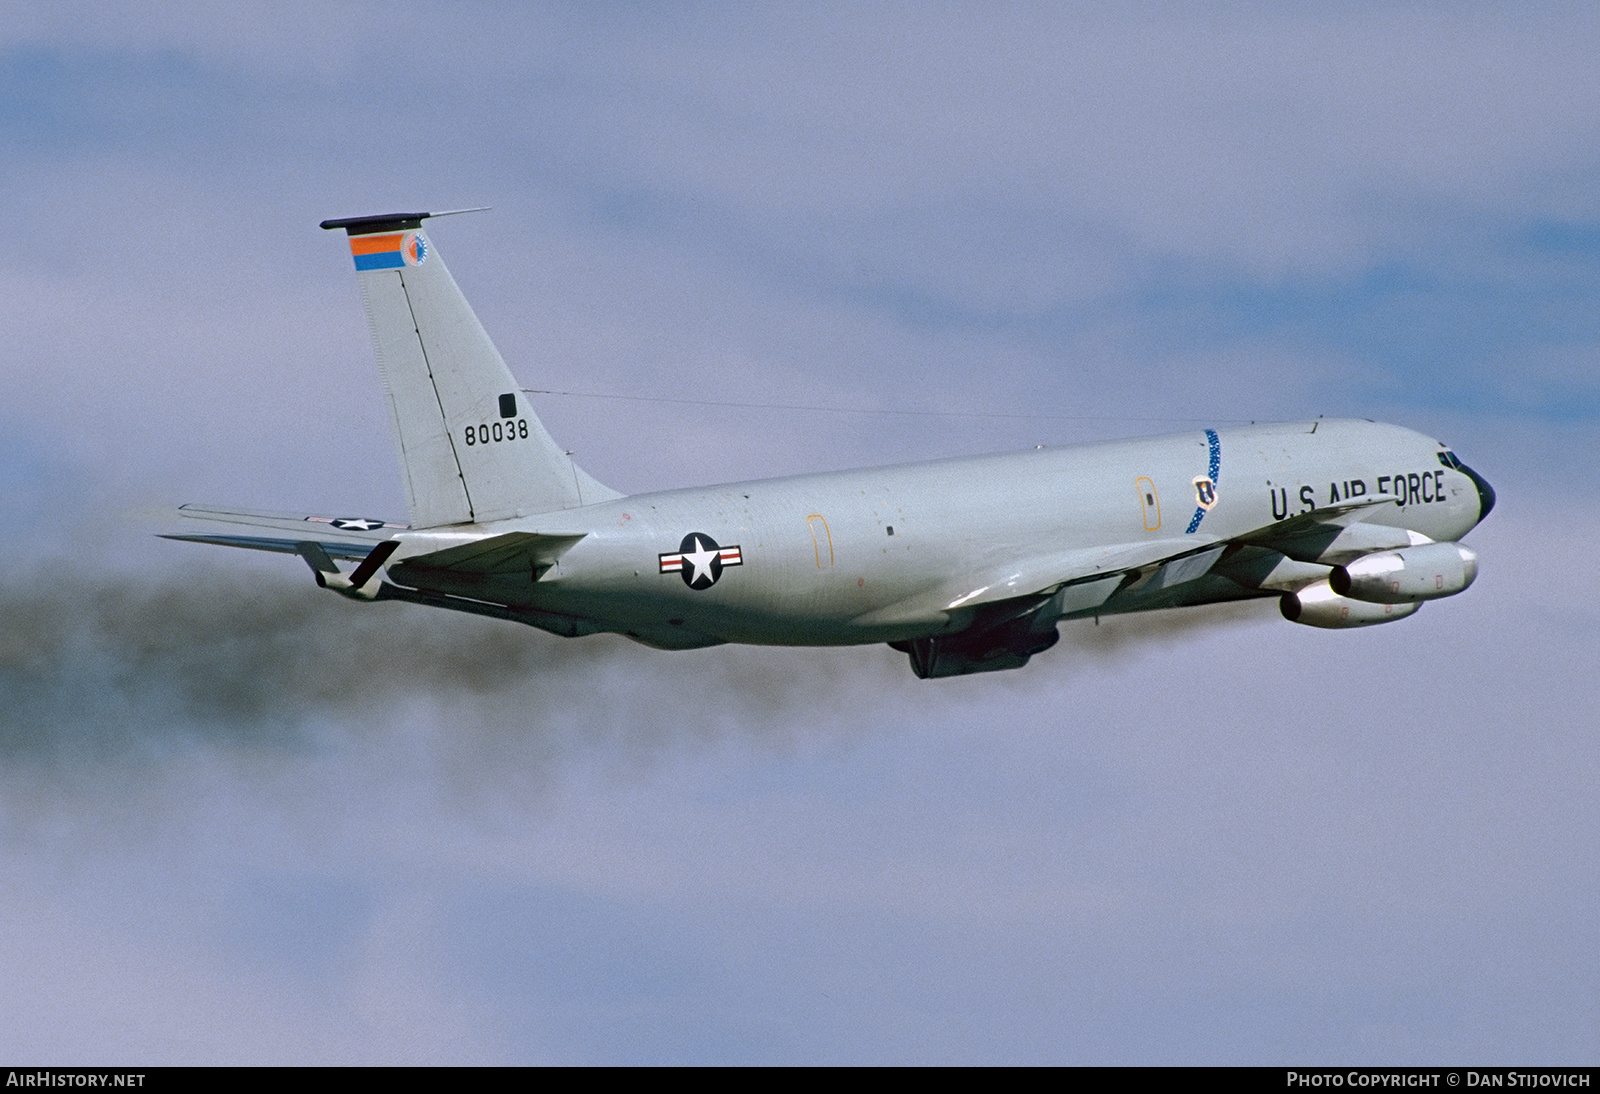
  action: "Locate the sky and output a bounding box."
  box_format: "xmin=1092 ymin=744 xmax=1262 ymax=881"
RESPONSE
xmin=0 ymin=2 xmax=1596 ymax=1065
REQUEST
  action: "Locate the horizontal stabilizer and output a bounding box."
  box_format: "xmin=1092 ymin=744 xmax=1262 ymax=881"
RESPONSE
xmin=166 ymin=503 xmax=406 ymax=560
xmin=176 ymin=503 xmax=406 ymax=539
xmin=163 ymin=532 xmax=378 ymax=561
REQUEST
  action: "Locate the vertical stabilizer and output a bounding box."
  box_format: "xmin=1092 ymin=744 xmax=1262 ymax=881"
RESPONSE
xmin=322 ymin=212 xmax=619 ymax=527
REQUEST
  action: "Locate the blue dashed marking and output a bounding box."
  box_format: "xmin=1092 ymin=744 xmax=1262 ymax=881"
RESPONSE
xmin=1185 ymin=429 xmax=1221 ymax=534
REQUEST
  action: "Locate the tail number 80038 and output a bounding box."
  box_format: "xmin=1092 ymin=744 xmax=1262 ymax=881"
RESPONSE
xmin=464 ymin=419 xmax=529 ymax=446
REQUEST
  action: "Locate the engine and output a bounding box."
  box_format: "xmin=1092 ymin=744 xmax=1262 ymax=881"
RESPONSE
xmin=1281 ymin=579 xmax=1422 ymax=628
xmin=1330 ymin=542 xmax=1478 ymax=604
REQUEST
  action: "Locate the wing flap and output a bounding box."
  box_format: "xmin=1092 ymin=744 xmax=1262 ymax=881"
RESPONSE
xmin=1148 ymin=544 xmax=1228 ymax=589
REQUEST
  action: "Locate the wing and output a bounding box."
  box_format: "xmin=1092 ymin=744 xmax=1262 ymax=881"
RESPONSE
xmin=1231 ymin=494 xmax=1415 ymax=563
xmin=855 ymin=536 xmax=1224 ymax=628
xmin=856 ymin=494 xmax=1407 ymax=628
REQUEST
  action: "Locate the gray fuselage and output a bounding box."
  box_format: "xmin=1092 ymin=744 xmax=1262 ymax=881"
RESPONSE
xmin=386 ymin=419 xmax=1489 ymax=649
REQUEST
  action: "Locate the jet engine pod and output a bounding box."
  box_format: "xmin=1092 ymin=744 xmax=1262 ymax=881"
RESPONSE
xmin=1330 ymin=542 xmax=1478 ymax=604
xmin=1281 ymin=579 xmax=1421 ymax=629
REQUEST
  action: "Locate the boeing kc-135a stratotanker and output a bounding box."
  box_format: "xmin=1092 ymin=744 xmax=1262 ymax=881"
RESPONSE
xmin=167 ymin=211 xmax=1495 ymax=678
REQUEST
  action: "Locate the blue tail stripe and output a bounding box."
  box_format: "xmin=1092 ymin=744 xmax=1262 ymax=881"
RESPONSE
xmin=353 ymin=252 xmax=405 ymax=271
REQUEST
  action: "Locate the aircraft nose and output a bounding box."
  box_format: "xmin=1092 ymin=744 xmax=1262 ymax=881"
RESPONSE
xmin=1459 ymin=460 xmax=1495 ymax=524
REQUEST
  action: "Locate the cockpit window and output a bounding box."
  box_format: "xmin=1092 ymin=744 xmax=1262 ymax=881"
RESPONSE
xmin=1437 ymin=450 xmax=1463 ymax=470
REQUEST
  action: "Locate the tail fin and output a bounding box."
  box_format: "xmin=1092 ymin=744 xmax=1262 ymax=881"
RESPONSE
xmin=322 ymin=211 xmax=620 ymax=528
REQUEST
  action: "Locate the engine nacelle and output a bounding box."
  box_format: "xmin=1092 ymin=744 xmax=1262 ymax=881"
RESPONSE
xmin=1281 ymin=580 xmax=1421 ymax=628
xmin=1330 ymin=542 xmax=1478 ymax=604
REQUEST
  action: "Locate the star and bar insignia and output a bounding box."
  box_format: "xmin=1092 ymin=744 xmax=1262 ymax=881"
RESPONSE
xmin=659 ymin=533 xmax=743 ymax=590
xmin=307 ymin=516 xmax=408 ymax=531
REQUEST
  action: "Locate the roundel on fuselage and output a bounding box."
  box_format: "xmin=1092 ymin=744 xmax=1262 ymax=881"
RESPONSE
xmin=658 ymin=533 xmax=744 ymax=590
